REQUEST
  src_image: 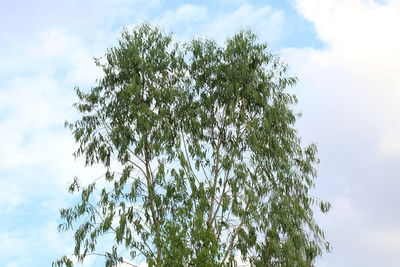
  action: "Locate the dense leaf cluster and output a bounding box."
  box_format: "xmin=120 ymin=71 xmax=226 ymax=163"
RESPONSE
xmin=54 ymin=24 xmax=330 ymax=267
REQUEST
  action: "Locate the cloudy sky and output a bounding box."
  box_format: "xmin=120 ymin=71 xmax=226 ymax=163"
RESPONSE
xmin=0 ymin=0 xmax=399 ymax=266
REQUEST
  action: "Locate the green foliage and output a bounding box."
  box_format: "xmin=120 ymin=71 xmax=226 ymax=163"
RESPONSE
xmin=54 ymin=24 xmax=330 ymax=267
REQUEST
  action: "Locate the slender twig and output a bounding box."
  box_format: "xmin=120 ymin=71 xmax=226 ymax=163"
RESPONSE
xmin=85 ymin=253 xmax=140 ymax=267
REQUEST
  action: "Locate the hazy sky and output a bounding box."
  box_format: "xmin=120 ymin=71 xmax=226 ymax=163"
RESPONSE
xmin=0 ymin=0 xmax=399 ymax=266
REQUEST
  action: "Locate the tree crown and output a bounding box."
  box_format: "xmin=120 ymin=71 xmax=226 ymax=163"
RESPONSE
xmin=54 ymin=24 xmax=330 ymax=267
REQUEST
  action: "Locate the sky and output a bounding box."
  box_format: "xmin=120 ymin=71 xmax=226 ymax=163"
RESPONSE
xmin=0 ymin=0 xmax=399 ymax=266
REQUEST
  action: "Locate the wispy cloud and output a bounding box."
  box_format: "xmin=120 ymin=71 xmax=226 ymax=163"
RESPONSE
xmin=154 ymin=3 xmax=285 ymax=44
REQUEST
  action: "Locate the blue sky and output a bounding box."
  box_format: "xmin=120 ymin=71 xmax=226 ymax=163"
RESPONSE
xmin=1 ymin=0 xmax=400 ymax=266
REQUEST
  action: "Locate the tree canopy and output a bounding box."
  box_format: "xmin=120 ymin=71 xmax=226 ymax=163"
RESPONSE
xmin=54 ymin=24 xmax=330 ymax=267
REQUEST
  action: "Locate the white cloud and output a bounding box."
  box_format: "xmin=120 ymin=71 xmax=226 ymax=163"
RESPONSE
xmin=290 ymin=0 xmax=400 ymax=158
xmin=0 ymin=220 xmax=73 ymax=266
xmin=330 ymin=196 xmax=354 ymax=219
xmin=0 ymin=28 xmax=108 ymax=265
xmin=0 ymin=28 xmax=105 ymax=172
xmin=378 ymin=128 xmax=400 ymax=157
xmin=0 ymin=184 xmax=25 ymax=211
xmin=360 ymin=226 xmax=400 ymax=252
xmin=285 ymin=0 xmax=400 ymax=266
xmin=159 ymin=4 xmax=208 ymax=27
xmin=356 ymin=226 xmax=400 ymax=266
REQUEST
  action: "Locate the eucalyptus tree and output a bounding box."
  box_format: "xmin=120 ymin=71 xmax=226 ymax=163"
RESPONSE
xmin=54 ymin=24 xmax=330 ymax=267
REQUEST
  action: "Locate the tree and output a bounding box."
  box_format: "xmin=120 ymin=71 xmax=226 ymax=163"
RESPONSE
xmin=54 ymin=24 xmax=330 ymax=267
